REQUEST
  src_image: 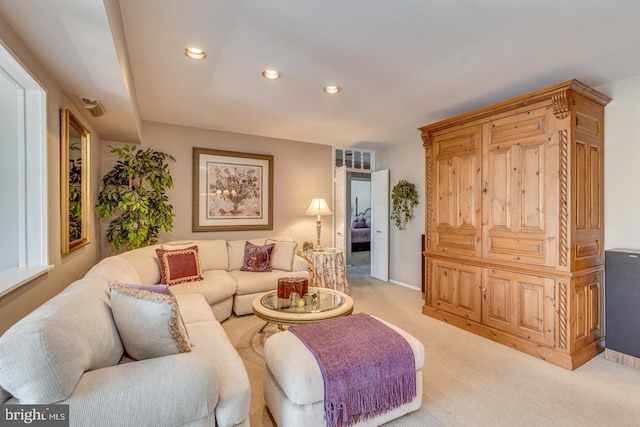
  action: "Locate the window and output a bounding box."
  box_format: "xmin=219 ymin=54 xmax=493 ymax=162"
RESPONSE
xmin=334 ymin=148 xmax=375 ymax=171
xmin=0 ymin=41 xmax=51 ymax=297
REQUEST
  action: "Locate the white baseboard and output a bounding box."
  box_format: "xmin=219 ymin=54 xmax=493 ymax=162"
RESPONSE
xmin=605 ymin=348 xmax=640 ymax=370
xmin=389 ymin=280 xmax=421 ymax=292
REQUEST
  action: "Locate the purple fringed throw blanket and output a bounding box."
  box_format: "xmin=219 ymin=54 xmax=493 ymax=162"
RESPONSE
xmin=289 ymin=313 xmax=416 ymax=427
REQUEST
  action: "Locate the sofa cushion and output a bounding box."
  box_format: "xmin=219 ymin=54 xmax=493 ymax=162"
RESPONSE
xmin=194 ymin=239 xmax=229 ymax=271
xmin=227 ymin=239 xmax=266 ymax=271
xmin=170 ymin=270 xmax=236 ymax=307
xmin=159 ymin=242 xmax=196 ymax=250
xmin=188 ymin=321 xmax=251 ymax=427
xmin=109 ymin=282 xmax=191 ymax=361
xmin=84 ymin=255 xmax=141 ymax=284
xmin=60 ymin=351 xmax=219 ymax=427
xmin=241 ymin=242 xmax=275 ymax=272
xmin=293 ymin=254 xmax=312 ymax=272
xmin=159 ymin=240 xmax=230 ymax=272
xmin=174 ymin=293 xmax=216 ymax=324
xmin=0 ymin=279 xmax=124 ymax=404
xmin=156 ymin=245 xmax=204 ymax=285
xmin=230 ymin=269 xmax=311 ymax=296
xmin=266 ymin=239 xmax=298 ymax=271
xmin=117 ymin=245 xmax=162 ymax=285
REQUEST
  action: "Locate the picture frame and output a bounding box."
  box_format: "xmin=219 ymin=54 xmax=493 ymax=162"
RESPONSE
xmin=192 ymin=147 xmax=273 ymax=232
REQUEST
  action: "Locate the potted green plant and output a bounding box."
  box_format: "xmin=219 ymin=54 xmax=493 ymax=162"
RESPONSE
xmin=97 ymin=144 xmax=175 ymax=250
xmin=391 ymin=180 xmax=419 ymax=230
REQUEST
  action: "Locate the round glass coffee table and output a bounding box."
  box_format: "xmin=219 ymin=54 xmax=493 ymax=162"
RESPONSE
xmin=252 ymin=287 xmax=353 ymax=332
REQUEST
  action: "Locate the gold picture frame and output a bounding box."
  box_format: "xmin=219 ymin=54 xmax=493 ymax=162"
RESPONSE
xmin=61 ymin=109 xmax=90 ymax=253
xmin=193 ymin=147 xmax=273 ymax=232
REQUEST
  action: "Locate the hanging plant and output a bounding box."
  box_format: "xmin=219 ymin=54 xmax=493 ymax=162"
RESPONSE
xmin=391 ymin=180 xmax=419 ymax=230
xmin=97 ymin=144 xmax=176 ymax=250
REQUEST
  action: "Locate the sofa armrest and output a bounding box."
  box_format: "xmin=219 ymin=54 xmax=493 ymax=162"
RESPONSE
xmin=292 ymin=254 xmax=311 ymax=272
xmin=59 ymin=352 xmax=218 ymax=427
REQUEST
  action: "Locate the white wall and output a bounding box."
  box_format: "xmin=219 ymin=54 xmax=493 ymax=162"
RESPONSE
xmin=378 ymin=142 xmax=425 ymax=290
xmin=598 ymin=76 xmax=640 ymax=251
xmin=0 ymin=20 xmax=103 ymax=334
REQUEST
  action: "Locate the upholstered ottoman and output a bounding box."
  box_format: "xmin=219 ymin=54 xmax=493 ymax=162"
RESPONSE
xmin=263 ymin=315 xmax=424 ymax=427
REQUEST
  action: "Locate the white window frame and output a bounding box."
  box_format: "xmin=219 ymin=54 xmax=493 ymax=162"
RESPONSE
xmin=333 ymin=147 xmax=375 ymax=173
xmin=0 ymin=41 xmax=52 ymax=297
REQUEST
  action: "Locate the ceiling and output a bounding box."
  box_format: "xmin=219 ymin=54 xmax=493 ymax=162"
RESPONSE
xmin=1 ymin=0 xmax=640 ymax=149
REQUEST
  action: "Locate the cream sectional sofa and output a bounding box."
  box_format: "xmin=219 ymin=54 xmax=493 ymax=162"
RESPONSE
xmin=116 ymin=237 xmax=311 ymax=321
xmin=0 ymin=237 xmax=310 ymax=427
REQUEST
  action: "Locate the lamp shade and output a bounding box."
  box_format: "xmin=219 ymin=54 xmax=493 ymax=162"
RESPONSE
xmin=305 ymin=198 xmax=332 ymax=216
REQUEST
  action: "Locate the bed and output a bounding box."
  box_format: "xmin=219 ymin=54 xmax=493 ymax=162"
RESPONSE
xmin=351 ymin=213 xmax=371 ymax=252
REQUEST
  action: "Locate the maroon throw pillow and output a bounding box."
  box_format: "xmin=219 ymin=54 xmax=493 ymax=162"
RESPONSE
xmin=156 ymin=245 xmax=204 ymax=285
xmin=241 ymin=242 xmax=275 ymax=272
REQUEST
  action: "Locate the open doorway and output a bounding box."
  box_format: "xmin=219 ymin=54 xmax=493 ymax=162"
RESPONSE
xmin=333 ymin=147 xmax=385 ymax=280
xmin=347 ymin=172 xmax=371 ymax=269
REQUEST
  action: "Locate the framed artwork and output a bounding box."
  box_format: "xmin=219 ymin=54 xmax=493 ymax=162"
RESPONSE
xmin=192 ymin=148 xmax=273 ymax=231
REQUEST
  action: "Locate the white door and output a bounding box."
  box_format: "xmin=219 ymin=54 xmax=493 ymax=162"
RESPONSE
xmin=334 ymin=166 xmax=347 ymax=253
xmin=371 ymin=169 xmax=389 ymax=281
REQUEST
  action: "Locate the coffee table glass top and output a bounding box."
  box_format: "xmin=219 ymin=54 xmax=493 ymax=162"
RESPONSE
xmin=260 ymin=287 xmax=345 ymax=314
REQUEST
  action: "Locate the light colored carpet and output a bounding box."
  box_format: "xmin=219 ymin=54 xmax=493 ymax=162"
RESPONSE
xmin=222 ymin=266 xmax=640 ymax=426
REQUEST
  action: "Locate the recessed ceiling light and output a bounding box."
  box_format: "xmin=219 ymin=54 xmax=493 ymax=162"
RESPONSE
xmin=184 ymin=47 xmax=206 ymax=60
xmin=324 ymin=85 xmax=342 ymax=94
xmin=262 ymin=69 xmax=281 ymax=80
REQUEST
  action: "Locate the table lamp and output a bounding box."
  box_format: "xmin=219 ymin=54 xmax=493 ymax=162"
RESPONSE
xmin=305 ymin=198 xmax=332 ymax=249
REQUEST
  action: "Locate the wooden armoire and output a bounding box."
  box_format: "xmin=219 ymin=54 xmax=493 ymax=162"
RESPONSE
xmin=420 ymin=79 xmax=611 ymax=370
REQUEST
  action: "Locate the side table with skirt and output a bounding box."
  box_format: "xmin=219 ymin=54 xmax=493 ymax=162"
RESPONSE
xmin=299 ymin=249 xmax=350 ymax=295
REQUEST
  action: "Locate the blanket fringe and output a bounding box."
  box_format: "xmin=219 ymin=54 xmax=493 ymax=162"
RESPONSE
xmin=325 ymin=372 xmax=417 ymax=427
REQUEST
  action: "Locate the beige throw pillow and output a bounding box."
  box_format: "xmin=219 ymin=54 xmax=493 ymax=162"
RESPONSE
xmin=159 ymin=241 xmax=196 ymax=250
xmin=266 ymin=239 xmax=298 ymax=271
xmin=109 ymin=281 xmax=191 ymax=361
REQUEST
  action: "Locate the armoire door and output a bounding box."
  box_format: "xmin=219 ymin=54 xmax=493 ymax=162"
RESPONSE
xmin=430 ymin=125 xmax=482 ymax=258
xmin=431 ymin=259 xmax=482 ymax=322
xmin=482 ymin=268 xmax=555 ymax=347
xmin=481 ymin=106 xmax=558 ymax=267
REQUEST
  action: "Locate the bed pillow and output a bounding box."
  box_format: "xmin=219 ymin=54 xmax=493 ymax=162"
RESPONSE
xmin=108 ymin=282 xmax=191 ymax=361
xmin=353 ymin=216 xmax=367 ymax=228
xmin=241 ymin=242 xmax=275 ymax=272
xmin=155 ymin=245 xmax=204 ymax=285
xmin=266 ymin=239 xmax=298 ymax=271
